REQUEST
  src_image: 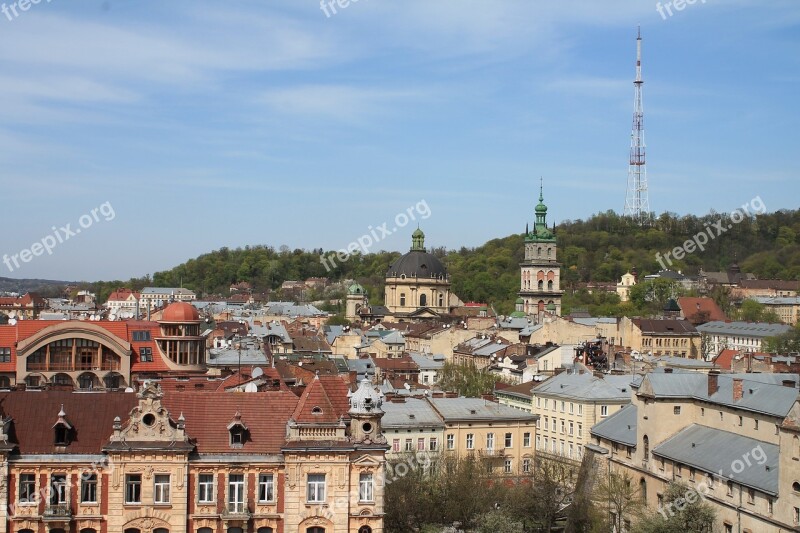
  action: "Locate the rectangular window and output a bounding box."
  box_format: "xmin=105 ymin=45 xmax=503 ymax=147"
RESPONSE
xmin=536 ymin=397 xmax=541 ymax=408
xmin=569 ymin=422 xmax=574 ymax=436
xmin=404 ymin=439 xmax=413 ymax=452
xmin=81 ymin=474 xmax=97 ymax=503
xmin=154 ymin=474 xmax=170 ymax=504
xmin=446 ymin=434 xmax=454 ymax=450
xmin=228 ymin=474 xmax=245 ymax=512
xmin=132 ymin=331 xmax=152 ymax=342
xmin=307 ymin=474 xmax=326 ymax=503
xmin=738 ymin=416 xmax=743 ymax=427
xmin=578 ymin=404 xmax=583 ymax=415
xmin=569 ymin=402 xmax=574 ymax=414
xmin=504 ymin=433 xmax=513 ymax=448
xmin=125 ymin=474 xmax=142 ymax=504
xmin=392 ymin=439 xmax=400 ymax=452
xmin=429 ymin=437 xmax=438 ymax=451
xmin=50 ymin=474 xmax=67 ymax=505
xmin=417 ymin=438 xmax=425 ymax=451
xmin=536 ymin=436 xmax=541 ymax=450
xmin=560 ymin=420 xmax=565 ymax=434
xmin=140 ymin=347 xmax=153 ymax=362
xmin=578 ymin=424 xmax=583 ymax=437
xmin=0 ymin=347 xmax=10 ymax=363
xmin=466 ymin=434 xmax=474 ymax=450
xmin=523 ymin=432 xmax=531 ymax=447
xmin=560 ymin=401 xmax=565 ymax=413
xmin=359 ymin=473 xmax=374 ymax=502
xmin=504 ymin=459 xmax=512 ymax=474
xmin=198 ymin=474 xmax=214 ymax=503
xmin=747 ymin=488 xmax=755 ymax=504
xmin=600 ymin=405 xmax=609 ymax=417
xmin=19 ymin=473 xmax=35 ymax=503
xmin=523 ymin=458 xmax=531 ymax=473
xmin=486 ymin=433 xmax=494 ymax=450
xmin=674 ymin=406 xmax=681 ymax=415
xmin=258 ymin=473 xmax=274 ymax=503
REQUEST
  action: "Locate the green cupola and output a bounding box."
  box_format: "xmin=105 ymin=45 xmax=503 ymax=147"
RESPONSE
xmin=411 ymin=228 xmax=426 ymax=251
xmin=526 ymin=180 xmax=555 ymax=243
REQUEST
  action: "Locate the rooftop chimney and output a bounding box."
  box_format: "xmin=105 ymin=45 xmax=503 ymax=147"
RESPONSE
xmin=732 ymin=378 xmax=743 ymax=402
xmin=708 ymin=370 xmax=720 ymax=396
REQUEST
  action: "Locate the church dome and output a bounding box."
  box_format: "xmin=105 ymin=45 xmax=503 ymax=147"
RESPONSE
xmin=347 ymin=283 xmax=365 ymax=295
xmin=386 ymin=230 xmax=448 ymax=280
xmin=386 ymin=251 xmax=447 ymax=279
xmin=349 ymin=378 xmax=384 ymax=414
xmin=161 ymin=301 xmax=200 ymax=322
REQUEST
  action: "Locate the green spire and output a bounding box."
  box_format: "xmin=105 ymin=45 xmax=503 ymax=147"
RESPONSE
xmin=411 ymin=227 xmax=426 ymax=251
xmin=526 ymin=178 xmax=555 ymax=243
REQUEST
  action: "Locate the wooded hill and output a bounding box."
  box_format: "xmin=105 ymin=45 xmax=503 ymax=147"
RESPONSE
xmin=82 ymin=208 xmax=800 ymax=316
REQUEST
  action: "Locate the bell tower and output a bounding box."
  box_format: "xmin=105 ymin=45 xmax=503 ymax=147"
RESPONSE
xmin=348 ymin=379 xmax=386 ymax=444
xmin=519 ymin=180 xmax=563 ymax=319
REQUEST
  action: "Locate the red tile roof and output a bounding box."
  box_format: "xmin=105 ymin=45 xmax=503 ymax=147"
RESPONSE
xmin=291 ymin=375 xmax=340 ymax=424
xmin=0 ymin=390 xmax=138 ymax=454
xmin=162 ymin=391 xmax=301 ymax=454
xmin=713 ymin=349 xmax=737 ymax=370
xmin=678 ymin=297 xmax=727 ymax=324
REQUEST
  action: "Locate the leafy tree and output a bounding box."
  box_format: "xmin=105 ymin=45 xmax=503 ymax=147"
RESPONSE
xmin=437 ymin=361 xmax=508 ymax=397
xmin=633 ymin=482 xmax=715 ymax=533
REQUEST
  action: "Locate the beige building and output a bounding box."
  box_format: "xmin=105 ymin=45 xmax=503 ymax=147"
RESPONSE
xmin=618 ymin=317 xmax=701 ymax=359
xmin=696 ymin=320 xmax=792 ymax=359
xmin=531 ymin=367 xmax=631 ymax=464
xmin=616 ymin=271 xmax=637 ymax=302
xmin=0 ymin=377 xmax=388 ymax=533
xmin=384 ymin=230 xmax=452 ymax=317
xmin=590 ymin=370 xmax=800 ymax=533
xmin=382 ymin=395 xmax=538 ymax=476
xmin=751 ymin=296 xmax=800 ymax=325
xmin=403 ymin=324 xmax=477 ymax=361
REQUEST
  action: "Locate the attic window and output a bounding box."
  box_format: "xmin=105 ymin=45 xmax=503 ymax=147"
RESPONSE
xmin=230 ymin=426 xmax=245 ymax=447
xmin=311 ymin=406 xmax=323 ymax=415
xmin=54 ymin=424 xmax=70 ymax=446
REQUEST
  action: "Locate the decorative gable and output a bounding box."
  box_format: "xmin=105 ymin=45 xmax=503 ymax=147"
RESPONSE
xmin=106 ymin=381 xmax=190 ymax=449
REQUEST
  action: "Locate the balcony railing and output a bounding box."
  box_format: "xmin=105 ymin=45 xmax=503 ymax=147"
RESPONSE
xmin=221 ymin=503 xmax=250 ymax=521
xmin=42 ymin=504 xmax=72 ymax=521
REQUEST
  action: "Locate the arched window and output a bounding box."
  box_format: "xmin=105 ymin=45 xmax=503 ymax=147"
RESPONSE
xmin=257 ymin=528 xmax=274 ymax=533
xmin=547 ymin=247 xmax=552 ymax=257
xmin=438 ymin=293 xmax=444 ymax=307
xmin=793 ymin=481 xmax=800 ymax=493
xmin=359 ymin=527 xmax=373 ymax=533
xmin=307 ymin=528 xmax=325 ymax=533
xmin=547 ymin=280 xmax=553 ymax=291
xmin=198 ymin=528 xmax=213 ymax=533
xmin=52 ymin=373 xmax=73 ymax=386
xmin=639 ymin=478 xmax=647 ymax=501
xmin=124 ymin=529 xmax=141 ymax=533
xmin=399 ymin=294 xmax=406 ymax=307
xmin=80 ymin=529 xmax=97 ymax=533
xmin=154 ymin=529 xmax=169 ymax=533
xmin=228 ymin=528 xmax=244 ymax=533
xmin=0 ymin=376 xmax=10 ymax=388
xmin=538 ymin=301 xmax=545 ymax=312
xmin=643 ymin=435 xmax=650 ymax=461
xmin=537 ymin=247 xmax=542 ymax=256
xmin=419 ymin=294 xmax=427 ymax=307
xmin=538 ymin=280 xmax=543 ymax=290
xmin=78 ymin=373 xmax=96 ymax=390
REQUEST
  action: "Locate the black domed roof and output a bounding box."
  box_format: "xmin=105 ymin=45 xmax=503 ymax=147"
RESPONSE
xmin=386 ymin=250 xmax=448 ymax=279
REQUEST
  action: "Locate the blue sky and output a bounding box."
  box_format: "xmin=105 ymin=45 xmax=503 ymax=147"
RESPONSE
xmin=0 ymin=0 xmax=798 ymax=281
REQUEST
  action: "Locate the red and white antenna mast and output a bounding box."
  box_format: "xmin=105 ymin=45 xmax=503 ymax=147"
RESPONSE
xmin=624 ymin=26 xmax=650 ymax=222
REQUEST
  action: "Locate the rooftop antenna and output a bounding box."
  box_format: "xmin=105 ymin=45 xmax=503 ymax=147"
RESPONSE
xmin=624 ymin=26 xmax=650 ymax=223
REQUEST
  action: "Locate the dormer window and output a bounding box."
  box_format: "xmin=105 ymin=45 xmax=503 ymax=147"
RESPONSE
xmin=311 ymin=406 xmax=323 ymax=415
xmin=54 ymin=424 xmax=69 ymax=446
xmin=53 ymin=405 xmax=72 ymax=446
xmin=227 ymin=411 xmax=248 ymax=448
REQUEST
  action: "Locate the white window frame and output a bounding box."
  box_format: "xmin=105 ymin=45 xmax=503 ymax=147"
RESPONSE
xmin=198 ymin=473 xmax=214 ymax=503
xmin=154 ymin=474 xmax=170 ymax=504
xmin=307 ymin=474 xmax=326 ymax=503
xmin=359 ymin=473 xmax=374 ymax=503
xmin=258 ymin=473 xmax=275 ymax=503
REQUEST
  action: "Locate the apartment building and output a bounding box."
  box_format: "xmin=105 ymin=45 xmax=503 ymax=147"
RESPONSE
xmin=696 ymin=320 xmax=792 ymax=359
xmin=531 ymin=366 xmax=632 ymax=463
xmin=590 ymin=370 xmax=800 ymax=532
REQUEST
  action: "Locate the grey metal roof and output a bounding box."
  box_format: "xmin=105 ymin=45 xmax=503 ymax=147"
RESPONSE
xmin=652 ymin=355 xmax=716 ymax=368
xmin=382 ymin=398 xmax=445 ymax=429
xmin=428 ymin=397 xmax=537 ymax=422
xmin=498 ymin=316 xmax=531 ymax=330
xmin=141 ymin=287 xmax=196 ymax=296
xmin=207 ymin=341 xmax=268 ymax=366
xmin=653 ymin=424 xmax=779 ymax=495
xmin=381 ymin=331 xmax=406 ymax=345
xmin=265 ymin=302 xmax=326 ymax=317
xmin=590 ymin=404 xmax=638 ymax=447
xmin=572 ymin=317 xmax=618 ymax=327
xmin=696 ymin=320 xmax=791 ymax=338
xmin=408 ymin=352 xmax=445 ymax=370
xmin=531 ymin=370 xmax=633 ymax=402
xmin=751 ymin=296 xmax=800 ymax=305
xmin=640 ymin=372 xmax=799 ymax=418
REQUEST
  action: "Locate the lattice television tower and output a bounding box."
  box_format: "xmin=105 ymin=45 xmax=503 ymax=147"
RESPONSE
xmin=624 ymin=26 xmax=650 ymax=222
